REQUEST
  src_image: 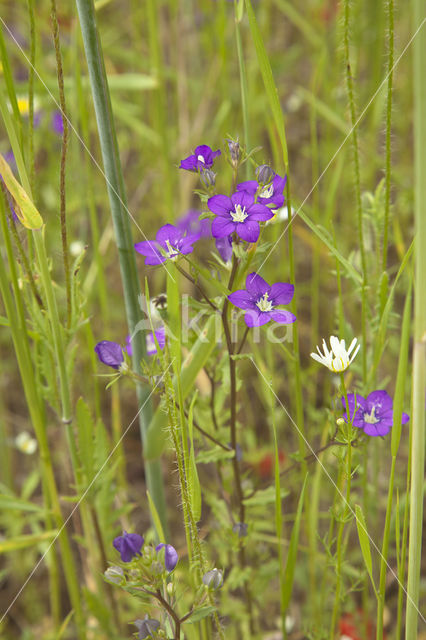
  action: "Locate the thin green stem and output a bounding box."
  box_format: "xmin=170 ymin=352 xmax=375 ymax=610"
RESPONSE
xmin=330 ymin=373 xmax=353 ymax=639
xmin=382 ymin=0 xmax=394 ymax=272
xmin=27 ymin=0 xmax=36 ymax=193
xmin=75 ymin=0 xmax=167 ymax=532
xmin=405 ymin=1 xmax=426 ymax=635
xmin=234 ymin=1 xmax=250 ymax=178
xmin=343 ymin=0 xmax=367 ymax=382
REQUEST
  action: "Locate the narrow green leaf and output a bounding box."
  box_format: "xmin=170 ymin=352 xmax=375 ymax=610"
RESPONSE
xmin=355 ymin=504 xmax=376 ymax=595
xmin=76 ymin=397 xmax=95 ymax=482
xmin=0 ymin=154 xmax=43 ymax=229
xmin=146 ymin=490 xmax=166 ymax=543
xmin=391 ymin=283 xmax=412 ymax=456
xmin=245 ymin=0 xmax=288 ymax=167
xmin=186 ymin=605 xmax=217 ymax=624
xmin=0 ymin=494 xmax=45 ymax=513
xmin=280 ymin=476 xmax=307 ymax=613
xmin=0 ymin=530 xmax=58 ymax=553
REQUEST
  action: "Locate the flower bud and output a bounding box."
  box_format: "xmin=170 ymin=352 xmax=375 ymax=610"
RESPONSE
xmin=156 ymin=543 xmax=178 ymax=572
xmin=226 ymin=138 xmax=240 ymax=167
xmin=202 ymin=568 xmax=223 ymax=590
xmin=134 ymin=615 xmax=161 ymax=639
xmin=104 ymin=565 xmax=125 ymax=585
xmin=255 ymin=164 xmax=274 ymax=185
xmin=200 ymin=168 xmax=216 ymax=188
xmin=113 ymin=531 xmax=144 ymax=562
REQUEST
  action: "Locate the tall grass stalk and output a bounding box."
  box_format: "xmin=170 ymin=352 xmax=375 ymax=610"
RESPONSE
xmin=382 ymin=0 xmax=394 ymax=272
xmin=234 ymin=0 xmax=250 ymax=178
xmin=376 ymin=285 xmax=412 ymax=639
xmin=75 ymin=0 xmax=168 ymax=532
xmin=0 ymin=193 xmax=85 ymax=639
xmin=343 ymin=0 xmax=367 ymax=382
xmin=405 ymin=0 xmax=426 ymax=636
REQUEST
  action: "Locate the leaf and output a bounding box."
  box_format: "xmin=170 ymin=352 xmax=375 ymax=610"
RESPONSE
xmin=355 ymin=504 xmax=376 ymax=594
xmin=147 ymin=490 xmax=166 ymax=543
xmin=186 ymin=605 xmax=217 ymax=624
xmin=196 ymin=446 xmax=234 ymax=465
xmin=0 ymin=530 xmax=58 ymax=553
xmin=280 ymin=476 xmax=307 ymax=613
xmin=243 ymin=486 xmax=289 ymax=507
xmin=0 ymin=154 xmax=43 ymax=229
xmin=76 ymin=397 xmax=95 ymax=482
xmin=187 ymin=394 xmax=202 ymax=522
xmin=0 ymin=494 xmax=45 ymax=513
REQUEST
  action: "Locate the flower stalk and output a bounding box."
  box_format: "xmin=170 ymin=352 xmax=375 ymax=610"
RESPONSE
xmin=75 ymin=0 xmax=167 ymax=533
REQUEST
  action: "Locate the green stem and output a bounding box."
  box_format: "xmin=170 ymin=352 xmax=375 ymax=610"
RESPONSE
xmin=382 ymin=0 xmax=394 ymax=272
xmin=234 ymin=1 xmax=250 ymax=178
xmin=75 ymin=0 xmax=167 ymax=533
xmin=405 ymin=0 xmax=426 ymax=636
xmin=50 ymin=0 xmax=72 ymax=327
xmin=330 ymin=373 xmax=353 ymax=639
xmin=343 ymin=0 xmax=367 ymax=382
xmin=27 ymin=0 xmax=36 ymax=193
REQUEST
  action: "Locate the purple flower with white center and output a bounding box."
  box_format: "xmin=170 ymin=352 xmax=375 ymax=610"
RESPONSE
xmin=180 ymin=144 xmax=221 ymax=172
xmin=237 ymin=173 xmax=287 ymax=209
xmin=176 ymin=209 xmax=211 ymax=238
xmin=208 ymin=191 xmax=274 ymax=243
xmin=51 ymin=110 xmax=64 ymax=135
xmin=228 ymin=272 xmax=296 ymax=328
xmin=94 ymin=341 xmax=124 ymax=369
xmin=156 ymin=543 xmax=178 ymax=572
xmin=341 ymin=390 xmax=409 ymax=437
xmin=215 ymin=235 xmax=233 ymax=263
xmin=113 ymin=531 xmax=144 ymax=562
xmin=134 ymin=223 xmax=200 ymax=265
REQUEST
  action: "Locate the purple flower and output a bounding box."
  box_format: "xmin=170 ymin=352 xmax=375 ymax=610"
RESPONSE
xmin=237 ymin=173 xmax=287 ymax=209
xmin=180 ymin=144 xmax=221 ymax=172
xmin=51 ymin=110 xmax=64 ymax=135
xmin=176 ymin=209 xmax=211 ymax=238
xmin=126 ymin=327 xmax=166 ymax=357
xmin=134 ymin=616 xmax=160 ymax=639
xmin=228 ymin=272 xmax=296 ymax=328
xmin=215 ymin=235 xmax=233 ymax=263
xmin=113 ymin=531 xmax=144 ymax=562
xmin=135 ymin=223 xmax=200 ymax=265
xmin=208 ymin=191 xmax=274 ymax=243
xmin=341 ymin=390 xmax=410 ymax=437
xmin=94 ymin=341 xmax=124 ymax=369
xmin=156 ymin=543 xmax=178 ymax=572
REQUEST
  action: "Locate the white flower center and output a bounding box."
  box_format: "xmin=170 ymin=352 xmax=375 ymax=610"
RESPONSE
xmin=197 ymin=154 xmax=205 ymax=163
xmin=256 ymin=292 xmax=273 ymax=313
xmin=363 ymin=407 xmax=379 ymax=424
xmin=231 ymin=204 xmax=248 ymax=223
xmin=165 ymin=239 xmax=179 ymax=259
xmin=260 ymin=184 xmax=274 ymax=198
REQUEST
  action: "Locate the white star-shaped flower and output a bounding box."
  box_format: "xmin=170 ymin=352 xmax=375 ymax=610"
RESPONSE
xmin=310 ymin=336 xmax=360 ymax=372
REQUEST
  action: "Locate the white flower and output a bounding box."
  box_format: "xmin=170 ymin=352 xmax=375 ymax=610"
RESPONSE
xmin=310 ymin=336 xmax=360 ymax=372
xmin=15 ymin=431 xmax=37 ymax=455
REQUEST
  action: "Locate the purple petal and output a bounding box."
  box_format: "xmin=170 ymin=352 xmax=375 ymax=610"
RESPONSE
xmin=216 ymin=236 xmax=233 ymax=262
xmin=228 ymin=290 xmax=254 ymax=310
xmin=247 ymin=203 xmax=275 ymax=221
xmin=364 ymin=422 xmax=391 ymax=437
xmin=180 ymin=154 xmax=198 ymax=171
xmin=401 ymin=412 xmax=410 ymax=424
xmin=269 ymin=283 xmax=294 ymax=305
xmin=236 ymin=180 xmax=258 ymax=195
xmin=245 ymin=272 xmax=270 ymax=297
xmin=208 ymin=194 xmax=233 ymax=216
xmin=236 ymin=220 xmax=260 ymax=242
xmin=366 ymin=390 xmax=393 ymax=416
xmin=156 ymin=223 xmax=181 ymax=247
xmin=341 ymin=393 xmax=366 ymax=422
xmin=94 ymin=341 xmax=124 ymax=369
xmin=231 ymin=190 xmax=254 ymax=210
xmin=245 ymin=310 xmax=271 ymax=327
xmin=113 ymin=531 xmax=144 ymax=562
xmin=212 ymin=217 xmax=236 ymax=238
xmin=270 ymin=310 xmax=296 ymax=324
xmin=134 ymin=240 xmax=161 ymax=258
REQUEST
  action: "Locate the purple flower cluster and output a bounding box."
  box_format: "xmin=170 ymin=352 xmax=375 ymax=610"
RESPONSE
xmin=180 ymin=144 xmax=221 ymax=172
xmin=135 ymin=223 xmax=200 ymax=265
xmin=112 ymin=531 xmax=178 ymax=571
xmin=341 ymin=390 xmax=409 ymax=437
xmin=208 ymin=191 xmax=274 ymax=243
